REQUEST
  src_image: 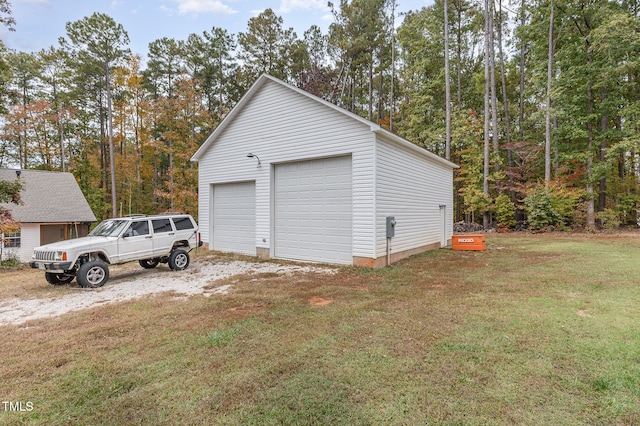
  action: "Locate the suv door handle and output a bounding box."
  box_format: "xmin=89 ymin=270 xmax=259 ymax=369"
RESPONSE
xmin=169 ymin=233 xmax=175 ymax=235
xmin=145 ymin=236 xmax=152 ymax=239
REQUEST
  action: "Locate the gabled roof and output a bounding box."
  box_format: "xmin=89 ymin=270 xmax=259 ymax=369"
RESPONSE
xmin=191 ymin=74 xmax=458 ymax=169
xmin=0 ymin=168 xmax=97 ymax=223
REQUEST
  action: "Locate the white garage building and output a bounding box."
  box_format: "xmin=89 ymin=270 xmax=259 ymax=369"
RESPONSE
xmin=191 ymin=74 xmax=457 ymax=267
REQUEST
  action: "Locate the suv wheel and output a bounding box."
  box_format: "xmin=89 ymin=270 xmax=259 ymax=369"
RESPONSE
xmin=77 ymin=260 xmax=110 ymax=288
xmin=45 ymin=272 xmax=75 ymax=285
xmin=168 ymin=249 xmax=190 ymax=271
xmin=139 ymin=258 xmax=160 ymax=269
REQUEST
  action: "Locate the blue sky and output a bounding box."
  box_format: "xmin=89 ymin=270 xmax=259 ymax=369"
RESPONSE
xmin=1 ymin=0 xmax=434 ymax=57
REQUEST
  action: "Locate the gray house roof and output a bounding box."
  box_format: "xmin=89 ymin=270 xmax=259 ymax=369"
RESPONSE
xmin=0 ymin=168 xmax=97 ymax=223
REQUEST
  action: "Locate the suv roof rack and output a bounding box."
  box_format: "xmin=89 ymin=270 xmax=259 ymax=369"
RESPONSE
xmin=119 ymin=213 xmax=188 ymax=218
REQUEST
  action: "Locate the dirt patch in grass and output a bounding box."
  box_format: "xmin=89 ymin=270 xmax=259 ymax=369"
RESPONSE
xmin=308 ymin=296 xmax=334 ymax=306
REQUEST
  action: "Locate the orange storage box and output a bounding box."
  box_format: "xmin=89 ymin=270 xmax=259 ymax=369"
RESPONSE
xmin=452 ymin=234 xmax=486 ymax=251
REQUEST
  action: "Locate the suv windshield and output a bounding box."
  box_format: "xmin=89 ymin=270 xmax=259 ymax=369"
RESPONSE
xmin=90 ymin=219 xmax=129 ymax=237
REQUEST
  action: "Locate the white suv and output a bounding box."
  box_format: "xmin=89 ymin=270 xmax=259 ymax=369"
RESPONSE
xmin=30 ymin=214 xmax=202 ymax=288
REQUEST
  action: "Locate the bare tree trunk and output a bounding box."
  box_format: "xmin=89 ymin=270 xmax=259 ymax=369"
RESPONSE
xmin=99 ymin=92 xmax=107 ymax=194
xmin=169 ymin=142 xmax=174 ymax=210
xmin=483 ymin=0 xmax=491 ymax=229
xmin=456 ymin=0 xmax=462 ymax=108
xmin=58 ymin=108 xmax=66 ymax=172
xmin=519 ymin=0 xmax=526 ymax=142
xmin=599 ymin=91 xmax=608 ymax=214
xmin=390 ymin=0 xmax=396 ymax=132
xmin=489 ymin=1 xmax=499 ymax=172
xmin=153 ymin=148 xmax=158 ymax=211
xmin=18 ymin=85 xmax=29 ymax=169
xmin=135 ymin=99 xmax=141 ymax=213
xmin=105 ymin=61 xmax=117 ymax=218
xmin=219 ymin=52 xmax=224 ymax=119
xmin=444 ymin=0 xmax=452 ymax=161
xmin=378 ymin=69 xmax=384 ymax=123
xmin=349 ymin=76 xmax=355 ymax=113
xmin=331 ymin=59 xmax=349 ymax=104
xmin=368 ymin=65 xmax=373 ymax=121
xmin=545 ymin=0 xmax=555 ymax=187
xmin=586 ymin=82 xmax=596 ymax=230
xmin=497 ymin=0 xmax=512 ymax=170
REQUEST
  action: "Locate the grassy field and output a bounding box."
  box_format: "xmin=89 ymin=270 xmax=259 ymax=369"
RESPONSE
xmin=1 ymin=233 xmax=639 ymax=425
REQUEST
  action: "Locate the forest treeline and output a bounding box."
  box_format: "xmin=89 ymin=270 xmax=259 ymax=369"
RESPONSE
xmin=0 ymin=0 xmax=639 ymax=231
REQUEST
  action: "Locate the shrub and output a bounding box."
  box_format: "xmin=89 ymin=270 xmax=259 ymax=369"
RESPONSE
xmin=493 ymin=194 xmax=516 ymax=229
xmin=0 ymin=253 xmax=23 ymax=270
xmin=523 ymin=189 xmax=562 ymax=231
xmin=596 ymin=208 xmax=622 ymax=230
xmin=523 ymin=184 xmax=585 ymax=231
xmin=613 ymin=195 xmax=640 ymax=226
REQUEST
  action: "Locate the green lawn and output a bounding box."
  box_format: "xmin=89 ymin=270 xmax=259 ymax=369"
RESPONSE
xmin=1 ymin=233 xmax=639 ymax=425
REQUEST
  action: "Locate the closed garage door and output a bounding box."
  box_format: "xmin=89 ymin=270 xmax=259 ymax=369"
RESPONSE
xmin=212 ymin=181 xmax=255 ymax=255
xmin=274 ymin=156 xmax=352 ymax=264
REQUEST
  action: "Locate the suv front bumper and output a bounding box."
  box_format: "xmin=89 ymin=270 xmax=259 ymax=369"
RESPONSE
xmin=29 ymin=261 xmax=73 ymax=272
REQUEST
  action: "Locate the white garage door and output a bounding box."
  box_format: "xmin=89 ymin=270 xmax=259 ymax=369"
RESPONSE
xmin=212 ymin=181 xmax=255 ymax=255
xmin=274 ymin=156 xmax=352 ymax=264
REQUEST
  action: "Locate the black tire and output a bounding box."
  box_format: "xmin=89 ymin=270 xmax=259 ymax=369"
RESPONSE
xmin=76 ymin=260 xmax=109 ymax=288
xmin=168 ymin=249 xmax=190 ymax=271
xmin=45 ymin=272 xmax=75 ymax=285
xmin=139 ymin=258 xmax=160 ymax=269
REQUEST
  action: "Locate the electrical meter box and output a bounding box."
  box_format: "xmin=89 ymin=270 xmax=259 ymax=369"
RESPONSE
xmin=386 ymin=216 xmax=396 ymax=238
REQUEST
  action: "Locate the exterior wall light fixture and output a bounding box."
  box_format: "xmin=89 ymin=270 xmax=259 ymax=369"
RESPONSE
xmin=246 ymin=153 xmax=262 ymax=168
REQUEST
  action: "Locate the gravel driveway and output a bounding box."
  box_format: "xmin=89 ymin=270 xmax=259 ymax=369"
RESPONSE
xmin=0 ymin=260 xmax=336 ymax=326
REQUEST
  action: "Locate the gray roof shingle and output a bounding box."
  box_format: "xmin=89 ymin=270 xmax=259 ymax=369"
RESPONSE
xmin=0 ymin=168 xmax=97 ymax=223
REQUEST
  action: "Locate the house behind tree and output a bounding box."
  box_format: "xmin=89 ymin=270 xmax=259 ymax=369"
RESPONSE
xmin=0 ymin=168 xmax=97 ymax=262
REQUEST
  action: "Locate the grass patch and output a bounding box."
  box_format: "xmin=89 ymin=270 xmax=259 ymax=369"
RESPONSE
xmin=198 ymin=318 xmax=257 ymax=348
xmin=1 ymin=233 xmax=640 ymax=424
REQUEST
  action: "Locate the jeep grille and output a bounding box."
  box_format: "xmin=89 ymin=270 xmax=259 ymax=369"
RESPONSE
xmin=34 ymin=251 xmax=56 ymax=261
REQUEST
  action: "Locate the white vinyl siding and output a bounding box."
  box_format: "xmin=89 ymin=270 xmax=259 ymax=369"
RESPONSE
xmin=194 ymin=75 xmax=455 ymax=266
xmin=4 ymin=224 xmax=39 ymax=262
xmin=211 ymin=181 xmax=256 ymax=255
xmin=197 ymin=79 xmax=375 ymax=259
xmin=375 ymin=137 xmax=454 ymax=257
xmin=274 ymin=156 xmax=352 ymax=264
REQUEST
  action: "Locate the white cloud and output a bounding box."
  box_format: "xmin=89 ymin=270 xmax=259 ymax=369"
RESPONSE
xmin=278 ymin=0 xmax=329 ymax=14
xmin=172 ymin=0 xmax=237 ymax=15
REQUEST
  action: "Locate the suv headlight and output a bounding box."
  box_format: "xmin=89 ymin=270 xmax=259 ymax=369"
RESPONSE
xmin=54 ymin=252 xmax=67 ymax=261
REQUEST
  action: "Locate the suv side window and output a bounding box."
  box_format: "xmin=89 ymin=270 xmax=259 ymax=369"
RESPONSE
xmin=124 ymin=220 xmax=150 ymax=237
xmin=173 ymin=217 xmax=195 ymax=231
xmin=152 ymin=218 xmax=173 ymax=233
